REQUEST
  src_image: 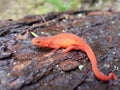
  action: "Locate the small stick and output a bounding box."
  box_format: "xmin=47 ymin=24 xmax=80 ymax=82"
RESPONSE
xmin=30 ymin=32 xmax=38 ymax=37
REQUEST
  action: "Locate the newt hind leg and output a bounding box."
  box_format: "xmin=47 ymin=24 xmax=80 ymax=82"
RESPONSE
xmin=63 ymin=45 xmax=79 ymax=53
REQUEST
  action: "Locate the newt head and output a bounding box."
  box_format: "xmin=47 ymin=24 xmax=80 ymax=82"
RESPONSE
xmin=32 ymin=37 xmax=49 ymax=47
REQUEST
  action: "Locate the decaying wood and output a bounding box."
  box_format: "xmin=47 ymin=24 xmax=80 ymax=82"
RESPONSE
xmin=0 ymin=10 xmax=119 ymax=90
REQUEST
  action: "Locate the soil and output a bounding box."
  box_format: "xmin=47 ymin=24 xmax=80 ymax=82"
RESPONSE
xmin=0 ymin=10 xmax=120 ymax=90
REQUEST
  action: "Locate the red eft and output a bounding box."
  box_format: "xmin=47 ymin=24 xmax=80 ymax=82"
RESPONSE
xmin=32 ymin=33 xmax=117 ymax=81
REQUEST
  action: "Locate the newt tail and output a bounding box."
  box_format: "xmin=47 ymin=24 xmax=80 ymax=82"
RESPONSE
xmin=84 ymin=46 xmax=117 ymax=81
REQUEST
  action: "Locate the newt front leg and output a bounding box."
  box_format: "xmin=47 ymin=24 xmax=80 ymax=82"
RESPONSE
xmin=52 ymin=46 xmax=60 ymax=52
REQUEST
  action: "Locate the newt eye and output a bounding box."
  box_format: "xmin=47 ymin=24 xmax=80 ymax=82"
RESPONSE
xmin=36 ymin=41 xmax=40 ymax=43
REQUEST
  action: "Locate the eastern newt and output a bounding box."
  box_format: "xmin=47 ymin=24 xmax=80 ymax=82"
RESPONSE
xmin=32 ymin=33 xmax=117 ymax=81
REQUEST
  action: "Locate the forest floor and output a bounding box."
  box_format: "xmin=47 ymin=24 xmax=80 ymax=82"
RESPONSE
xmin=0 ymin=10 xmax=120 ymax=90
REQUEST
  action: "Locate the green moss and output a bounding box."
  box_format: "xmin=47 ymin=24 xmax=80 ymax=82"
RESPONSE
xmin=0 ymin=0 xmax=119 ymax=20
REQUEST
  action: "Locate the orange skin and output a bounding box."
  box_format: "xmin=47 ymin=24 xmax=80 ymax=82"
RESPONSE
xmin=32 ymin=33 xmax=117 ymax=81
